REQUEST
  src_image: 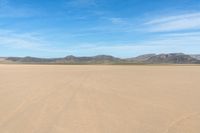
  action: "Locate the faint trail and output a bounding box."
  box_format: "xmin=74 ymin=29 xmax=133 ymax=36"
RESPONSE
xmin=36 ymin=71 xmax=91 ymax=133
xmin=0 ymin=100 xmax=27 ymax=126
xmin=31 ymin=82 xmax=77 ymax=133
xmin=0 ymin=78 xmax=76 ymax=129
xmin=163 ymin=112 xmax=200 ymax=133
xmin=80 ymin=71 xmax=157 ymax=132
xmin=1 ymin=65 xmax=200 ymax=133
xmin=75 ymin=72 xmax=105 ymax=133
xmin=90 ymin=72 xmax=177 ymax=115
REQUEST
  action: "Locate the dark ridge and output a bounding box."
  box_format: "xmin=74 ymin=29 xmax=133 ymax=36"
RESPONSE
xmin=145 ymin=53 xmax=200 ymax=64
xmin=2 ymin=53 xmax=200 ymax=64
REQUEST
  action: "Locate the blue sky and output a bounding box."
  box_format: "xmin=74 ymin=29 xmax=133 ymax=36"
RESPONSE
xmin=0 ymin=0 xmax=200 ymax=57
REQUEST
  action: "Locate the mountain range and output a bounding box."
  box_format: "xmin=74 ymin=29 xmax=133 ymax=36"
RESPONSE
xmin=1 ymin=53 xmax=200 ymax=64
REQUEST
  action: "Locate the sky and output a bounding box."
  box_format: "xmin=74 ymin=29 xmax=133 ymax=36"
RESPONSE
xmin=0 ymin=0 xmax=200 ymax=58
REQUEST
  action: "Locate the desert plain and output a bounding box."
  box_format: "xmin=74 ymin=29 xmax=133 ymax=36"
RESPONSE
xmin=0 ymin=64 xmax=200 ymax=133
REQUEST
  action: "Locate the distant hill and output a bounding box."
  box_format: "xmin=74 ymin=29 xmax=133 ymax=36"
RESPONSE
xmin=126 ymin=54 xmax=156 ymax=62
xmin=5 ymin=55 xmax=122 ymax=64
xmin=1 ymin=53 xmax=200 ymax=64
xmin=144 ymin=53 xmax=200 ymax=64
xmin=190 ymin=55 xmax=200 ymax=60
xmin=6 ymin=57 xmax=59 ymax=63
xmin=0 ymin=57 xmax=6 ymax=62
xmin=0 ymin=57 xmax=12 ymax=64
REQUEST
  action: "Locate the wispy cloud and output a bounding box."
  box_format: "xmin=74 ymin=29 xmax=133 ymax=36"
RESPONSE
xmin=144 ymin=12 xmax=200 ymax=32
xmin=109 ymin=17 xmax=127 ymax=25
xmin=0 ymin=30 xmax=41 ymax=49
xmin=72 ymin=32 xmax=200 ymax=57
xmin=0 ymin=29 xmax=69 ymax=53
xmin=57 ymin=31 xmax=200 ymax=57
xmin=0 ymin=30 xmax=53 ymax=50
xmin=1 ymin=29 xmax=200 ymax=57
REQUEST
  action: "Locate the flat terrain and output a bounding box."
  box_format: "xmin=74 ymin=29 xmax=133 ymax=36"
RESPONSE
xmin=0 ymin=65 xmax=200 ymax=133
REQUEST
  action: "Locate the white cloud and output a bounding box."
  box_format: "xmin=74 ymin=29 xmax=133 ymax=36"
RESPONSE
xmin=144 ymin=12 xmax=200 ymax=32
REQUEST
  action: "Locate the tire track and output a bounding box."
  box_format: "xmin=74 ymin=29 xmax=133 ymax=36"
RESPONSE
xmin=164 ymin=112 xmax=200 ymax=133
xmin=35 ymin=71 xmax=91 ymax=133
xmin=0 ymin=77 xmax=77 ymax=129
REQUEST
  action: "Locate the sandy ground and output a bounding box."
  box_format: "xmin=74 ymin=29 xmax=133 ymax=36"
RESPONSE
xmin=0 ymin=65 xmax=200 ymax=133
